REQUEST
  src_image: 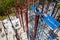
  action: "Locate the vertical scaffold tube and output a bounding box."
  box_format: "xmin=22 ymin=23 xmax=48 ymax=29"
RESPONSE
xmin=41 ymin=0 xmax=44 ymax=13
xmin=45 ymin=0 xmax=50 ymax=13
xmin=25 ymin=0 xmax=30 ymax=39
xmin=19 ymin=6 xmax=24 ymax=31
xmin=15 ymin=0 xmax=23 ymax=29
xmin=2 ymin=22 xmax=8 ymax=40
xmin=34 ymin=15 xmax=39 ymax=40
xmin=15 ymin=4 xmax=24 ymax=31
xmin=6 ymin=11 xmax=18 ymax=40
xmin=25 ymin=8 xmax=29 ymax=39
xmin=51 ymin=1 xmax=57 ymax=16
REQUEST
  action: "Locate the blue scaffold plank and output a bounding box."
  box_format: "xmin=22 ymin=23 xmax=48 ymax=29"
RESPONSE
xmin=47 ymin=14 xmax=60 ymax=27
xmin=42 ymin=14 xmax=60 ymax=30
xmin=30 ymin=6 xmax=36 ymax=11
xmin=42 ymin=16 xmax=57 ymax=30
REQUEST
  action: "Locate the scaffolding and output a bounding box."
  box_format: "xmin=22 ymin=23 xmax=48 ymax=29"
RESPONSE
xmin=0 ymin=0 xmax=60 ymax=40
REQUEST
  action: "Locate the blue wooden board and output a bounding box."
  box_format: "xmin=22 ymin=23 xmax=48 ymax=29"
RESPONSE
xmin=42 ymin=14 xmax=60 ymax=30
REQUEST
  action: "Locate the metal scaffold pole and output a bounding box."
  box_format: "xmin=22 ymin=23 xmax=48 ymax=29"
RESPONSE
xmin=16 ymin=0 xmax=25 ymax=32
xmin=15 ymin=0 xmax=24 ymax=30
xmin=41 ymin=0 xmax=44 ymax=13
xmin=54 ymin=7 xmax=59 ymax=18
xmin=25 ymin=10 xmax=29 ymax=39
xmin=33 ymin=0 xmax=44 ymax=40
xmin=6 ymin=11 xmax=18 ymax=40
xmin=25 ymin=0 xmax=29 ymax=39
xmin=51 ymin=0 xmax=57 ymax=16
xmin=33 ymin=15 xmax=39 ymax=40
xmin=2 ymin=22 xmax=8 ymax=40
xmin=45 ymin=0 xmax=50 ymax=13
xmin=33 ymin=0 xmax=41 ymax=40
xmin=26 ymin=3 xmax=29 ymax=40
xmin=19 ymin=6 xmax=25 ymax=31
xmin=15 ymin=5 xmax=24 ymax=31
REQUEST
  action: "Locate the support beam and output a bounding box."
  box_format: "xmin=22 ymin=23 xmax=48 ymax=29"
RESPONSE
xmin=15 ymin=5 xmax=19 ymax=18
xmin=2 ymin=22 xmax=8 ymax=40
xmin=41 ymin=0 xmax=44 ymax=13
xmin=53 ymin=8 xmax=59 ymax=18
xmin=34 ymin=15 xmax=39 ymax=40
xmin=15 ymin=5 xmax=24 ymax=31
xmin=51 ymin=1 xmax=57 ymax=16
xmin=45 ymin=0 xmax=50 ymax=13
xmin=6 ymin=11 xmax=18 ymax=40
xmin=25 ymin=0 xmax=30 ymax=39
xmin=19 ymin=7 xmax=24 ymax=31
xmin=25 ymin=9 xmax=29 ymax=39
